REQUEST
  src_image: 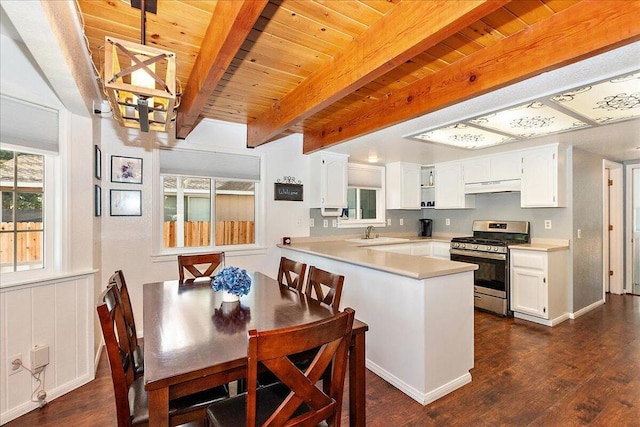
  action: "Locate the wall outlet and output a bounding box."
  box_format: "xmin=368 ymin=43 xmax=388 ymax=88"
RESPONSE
xmin=445 ymin=218 xmax=451 ymax=226
xmin=323 ymin=219 xmax=328 ymax=228
xmin=387 ymin=218 xmax=391 ymax=226
xmin=545 ymin=220 xmax=552 ymax=229
xmin=309 ymin=218 xmax=314 ymax=228
xmin=399 ymin=218 xmax=404 ymax=226
xmin=331 ymin=219 xmax=337 ymax=227
xmin=8 ymin=354 xmax=23 ymax=376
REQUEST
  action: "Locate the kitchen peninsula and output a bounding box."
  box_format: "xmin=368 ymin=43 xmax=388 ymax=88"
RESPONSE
xmin=279 ymin=238 xmax=478 ymax=405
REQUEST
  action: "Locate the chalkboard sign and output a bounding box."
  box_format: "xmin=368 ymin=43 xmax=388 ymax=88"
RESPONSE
xmin=274 ymin=183 xmax=303 ymax=201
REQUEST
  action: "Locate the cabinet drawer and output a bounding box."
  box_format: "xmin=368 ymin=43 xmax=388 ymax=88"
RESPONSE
xmin=510 ymin=251 xmax=545 ymax=270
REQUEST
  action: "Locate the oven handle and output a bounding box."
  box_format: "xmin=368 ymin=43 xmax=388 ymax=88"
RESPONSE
xmin=450 ymin=248 xmax=507 ymax=261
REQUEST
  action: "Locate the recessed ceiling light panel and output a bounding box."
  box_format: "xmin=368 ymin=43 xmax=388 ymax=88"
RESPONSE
xmin=412 ymin=123 xmax=515 ymax=149
xmin=470 ymin=102 xmax=589 ymax=138
xmin=551 ymin=72 xmax=640 ymax=124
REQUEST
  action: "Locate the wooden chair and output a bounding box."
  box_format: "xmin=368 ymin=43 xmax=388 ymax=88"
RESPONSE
xmin=304 ymin=266 xmax=344 ymax=310
xmin=108 ymin=270 xmax=143 ymax=379
xmin=206 ymin=308 xmax=356 ymax=427
xmin=97 ymin=286 xmax=229 ymax=426
xmin=277 ymin=256 xmax=307 ymax=291
xmin=178 ymin=252 xmax=225 ymax=282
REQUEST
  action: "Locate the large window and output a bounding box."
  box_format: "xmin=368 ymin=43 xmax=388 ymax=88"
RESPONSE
xmin=0 ymin=150 xmax=45 ymax=272
xmin=339 ymin=163 xmax=386 ymax=228
xmin=159 ymin=148 xmax=260 ymax=252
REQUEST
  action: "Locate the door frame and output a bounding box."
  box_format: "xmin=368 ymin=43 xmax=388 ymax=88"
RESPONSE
xmin=603 ymin=160 xmax=623 ymax=296
xmin=625 ymin=162 xmax=640 ymax=295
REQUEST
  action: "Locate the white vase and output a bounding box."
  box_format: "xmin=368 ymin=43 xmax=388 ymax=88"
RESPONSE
xmin=222 ymin=290 xmax=240 ymax=303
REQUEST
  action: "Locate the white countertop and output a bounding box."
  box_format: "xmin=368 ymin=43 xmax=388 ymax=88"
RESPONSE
xmin=278 ymin=238 xmax=477 ymax=280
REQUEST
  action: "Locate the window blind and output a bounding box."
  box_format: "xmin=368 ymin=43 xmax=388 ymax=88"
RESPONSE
xmin=0 ymin=95 xmax=59 ymax=153
xmin=159 ymin=148 xmax=260 ymax=181
xmin=348 ymin=164 xmax=383 ymax=188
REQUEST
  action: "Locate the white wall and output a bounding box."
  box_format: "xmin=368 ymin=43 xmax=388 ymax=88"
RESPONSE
xmin=99 ymin=119 xmax=312 ymax=338
xmin=0 ymin=33 xmax=96 ymax=424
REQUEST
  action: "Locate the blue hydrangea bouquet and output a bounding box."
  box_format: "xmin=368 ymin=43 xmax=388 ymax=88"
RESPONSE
xmin=211 ymin=266 xmax=251 ymax=301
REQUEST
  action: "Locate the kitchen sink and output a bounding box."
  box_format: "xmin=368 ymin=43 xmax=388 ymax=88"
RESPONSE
xmin=344 ymin=237 xmax=410 ymax=244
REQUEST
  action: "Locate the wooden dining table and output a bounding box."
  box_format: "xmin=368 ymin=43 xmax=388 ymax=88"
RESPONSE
xmin=143 ymin=272 xmax=368 ymax=427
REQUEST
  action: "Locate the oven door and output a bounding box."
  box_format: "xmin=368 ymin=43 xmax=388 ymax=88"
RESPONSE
xmin=450 ymin=248 xmax=509 ymax=315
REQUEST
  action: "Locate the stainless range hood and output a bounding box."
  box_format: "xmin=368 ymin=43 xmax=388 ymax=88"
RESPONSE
xmin=464 ymin=179 xmax=521 ymax=194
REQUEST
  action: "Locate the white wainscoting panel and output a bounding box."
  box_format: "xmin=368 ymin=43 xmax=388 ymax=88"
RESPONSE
xmin=0 ymin=273 xmax=95 ymax=424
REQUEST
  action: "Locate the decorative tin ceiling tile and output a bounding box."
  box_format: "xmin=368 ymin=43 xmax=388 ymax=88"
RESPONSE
xmin=412 ymin=123 xmax=515 ymax=149
xmin=470 ymin=102 xmax=589 ymax=138
xmin=550 ymin=72 xmax=640 ymax=123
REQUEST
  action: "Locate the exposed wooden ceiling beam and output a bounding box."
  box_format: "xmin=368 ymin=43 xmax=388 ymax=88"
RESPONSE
xmin=246 ymin=0 xmax=510 ymax=148
xmin=176 ymin=0 xmax=268 ymax=139
xmin=303 ymin=0 xmax=640 ymax=153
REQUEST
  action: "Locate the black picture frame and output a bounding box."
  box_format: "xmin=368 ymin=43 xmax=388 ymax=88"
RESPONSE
xmin=94 ymin=185 xmax=101 ymax=217
xmin=110 ymin=189 xmax=142 ymax=216
xmin=94 ymin=145 xmax=101 ymax=180
xmin=111 ymin=155 xmax=143 ymax=184
xmin=274 ymin=183 xmax=303 ymax=201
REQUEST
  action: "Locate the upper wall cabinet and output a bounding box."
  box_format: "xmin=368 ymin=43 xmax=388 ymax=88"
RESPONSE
xmin=310 ymin=152 xmax=349 ymax=209
xmin=521 ymin=143 xmax=566 ymax=208
xmin=434 ymin=163 xmax=476 ymax=209
xmin=386 ymin=162 xmax=421 ymax=210
xmin=462 ymin=151 xmax=522 ymax=184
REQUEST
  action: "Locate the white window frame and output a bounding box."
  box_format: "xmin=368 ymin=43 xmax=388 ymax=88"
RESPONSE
xmin=338 ymin=163 xmax=386 ymax=229
xmin=152 ymin=148 xmax=265 ymax=256
xmin=0 ymin=144 xmax=60 ymax=284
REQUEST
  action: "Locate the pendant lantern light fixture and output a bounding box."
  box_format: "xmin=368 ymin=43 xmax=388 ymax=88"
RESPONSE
xmin=103 ymin=0 xmax=179 ymax=133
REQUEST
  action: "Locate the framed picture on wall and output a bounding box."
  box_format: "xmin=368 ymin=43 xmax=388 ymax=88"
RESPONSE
xmin=111 ymin=155 xmax=142 ymax=184
xmin=94 ymin=185 xmax=101 ymax=217
xmin=94 ymin=145 xmax=101 ymax=180
xmin=110 ymin=189 xmax=142 ymax=216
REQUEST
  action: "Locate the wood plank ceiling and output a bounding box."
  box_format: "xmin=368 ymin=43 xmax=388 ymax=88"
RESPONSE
xmin=77 ymin=0 xmax=640 ymax=153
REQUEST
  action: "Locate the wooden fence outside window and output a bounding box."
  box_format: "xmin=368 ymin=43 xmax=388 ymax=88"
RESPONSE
xmin=0 ymin=222 xmax=43 ymax=264
xmin=164 ymin=220 xmax=254 ymax=247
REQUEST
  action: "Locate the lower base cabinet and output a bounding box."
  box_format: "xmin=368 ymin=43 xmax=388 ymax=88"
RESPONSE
xmin=510 ymin=248 xmax=569 ymax=326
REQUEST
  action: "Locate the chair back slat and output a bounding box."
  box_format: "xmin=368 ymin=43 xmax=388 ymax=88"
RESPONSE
xmin=246 ymin=308 xmax=355 ymax=427
xmin=97 ymin=286 xmax=136 ymax=427
xmin=178 ymin=252 xmax=225 ymax=282
xmin=304 ymin=266 xmax=344 ymax=310
xmin=277 ymin=257 xmax=307 ymax=291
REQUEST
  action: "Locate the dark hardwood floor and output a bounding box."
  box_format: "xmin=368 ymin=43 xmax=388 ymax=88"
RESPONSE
xmin=6 ymin=294 xmax=639 ymax=426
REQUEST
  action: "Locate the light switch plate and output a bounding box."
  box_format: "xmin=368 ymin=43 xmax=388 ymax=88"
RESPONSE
xmin=399 ymin=218 xmax=404 ymax=226
xmin=309 ymin=218 xmax=315 ymax=227
xmin=323 ymin=219 xmax=328 ymax=228
xmin=387 ymin=219 xmax=391 ymax=226
xmin=331 ymin=219 xmax=337 ymax=227
xmin=445 ymin=218 xmax=451 ymax=226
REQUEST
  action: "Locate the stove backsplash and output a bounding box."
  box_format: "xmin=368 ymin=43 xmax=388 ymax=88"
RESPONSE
xmin=423 ymin=192 xmax=571 ymax=240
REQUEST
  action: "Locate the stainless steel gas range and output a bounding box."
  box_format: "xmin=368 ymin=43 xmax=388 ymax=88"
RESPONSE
xmin=449 ymin=220 xmax=530 ymax=316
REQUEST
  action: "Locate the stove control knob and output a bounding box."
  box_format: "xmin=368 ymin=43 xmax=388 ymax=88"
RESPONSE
xmin=473 ymin=245 xmax=479 ymax=250
xmin=494 ymin=247 xmax=500 ymax=252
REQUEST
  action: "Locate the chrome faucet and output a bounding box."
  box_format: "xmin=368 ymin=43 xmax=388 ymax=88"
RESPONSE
xmin=364 ymin=225 xmax=375 ymax=239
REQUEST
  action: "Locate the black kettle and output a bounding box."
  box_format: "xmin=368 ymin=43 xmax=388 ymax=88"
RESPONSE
xmin=419 ymin=219 xmax=433 ymax=237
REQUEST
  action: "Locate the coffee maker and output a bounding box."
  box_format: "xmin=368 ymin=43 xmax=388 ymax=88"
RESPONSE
xmin=419 ymin=219 xmax=433 ymax=237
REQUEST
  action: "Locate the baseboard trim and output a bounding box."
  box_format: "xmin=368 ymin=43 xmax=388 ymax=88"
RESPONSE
xmin=570 ymin=299 xmax=605 ymax=319
xmin=365 ymin=359 xmax=472 ymax=406
xmin=0 ymin=373 xmax=94 ymax=425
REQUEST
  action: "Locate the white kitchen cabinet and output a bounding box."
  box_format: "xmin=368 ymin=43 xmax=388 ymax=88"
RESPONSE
xmin=510 ymin=248 xmax=569 ymax=326
xmin=462 ymin=152 xmax=522 ymax=183
xmin=434 ymin=163 xmax=475 ymax=209
xmin=430 ymin=241 xmax=451 ymax=259
xmin=386 ymin=162 xmax=421 ymax=210
xmin=309 ymin=152 xmax=349 ymax=209
xmin=520 ymin=143 xmax=566 ymax=207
